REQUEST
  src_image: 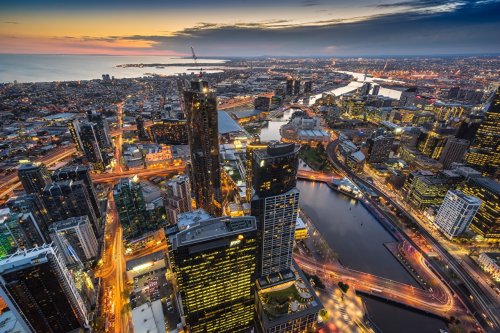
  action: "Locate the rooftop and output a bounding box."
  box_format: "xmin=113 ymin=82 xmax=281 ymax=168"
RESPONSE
xmin=172 ymin=216 xmax=256 ymax=249
xmin=470 ymin=177 xmax=500 ymax=195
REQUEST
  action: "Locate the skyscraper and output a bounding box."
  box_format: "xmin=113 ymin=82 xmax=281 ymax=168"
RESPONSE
xmin=293 ymin=79 xmax=301 ymax=95
xmin=304 ymin=81 xmax=313 ymax=94
xmin=461 ymin=177 xmax=500 ymax=239
xmin=0 ymin=244 xmax=90 ymax=332
xmin=163 ymin=174 xmax=191 ymax=225
xmin=113 ymin=177 xmax=148 ymax=239
xmin=251 ymin=142 xmax=300 ymax=277
xmin=184 ymin=80 xmax=222 ymax=216
xmin=17 ymin=162 xmax=52 ymax=195
xmin=49 ymin=215 xmax=99 ymax=266
xmin=438 ymin=138 xmax=470 ymax=169
xmin=87 ymin=110 xmax=112 ymax=150
xmin=78 ymin=121 xmax=107 ymax=171
xmin=168 ymin=216 xmax=257 ymax=333
xmin=464 ymin=87 xmax=500 ymax=177
xmin=51 ymin=165 xmax=101 ymax=219
xmin=42 ymin=180 xmax=101 ymax=235
xmin=434 ymin=190 xmax=481 ymax=238
xmin=249 ymin=142 xmax=323 ymax=333
xmin=286 ymin=79 xmax=294 ymax=96
xmin=245 ymin=141 xmax=268 ymax=202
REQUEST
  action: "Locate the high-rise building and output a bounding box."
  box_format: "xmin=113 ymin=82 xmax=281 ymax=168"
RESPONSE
xmin=184 ymin=80 xmax=222 ymax=216
xmin=434 ymin=190 xmax=481 ymax=238
xmin=254 ymin=96 xmax=272 ymax=111
xmin=49 ymin=216 xmax=99 ymax=266
xmin=87 ymin=111 xmax=112 ymax=150
xmin=367 ymin=134 xmax=394 ymax=163
xmin=417 ymin=128 xmax=455 ymax=160
xmin=42 ymin=180 xmax=101 ymax=235
xmin=461 ymin=177 xmax=500 ymax=239
xmin=52 ymin=165 xmax=101 ymax=218
xmin=136 ymin=115 xmax=149 ymax=141
xmin=113 ymin=177 xmax=149 ymax=239
xmin=78 ymin=121 xmax=107 ymax=171
xmin=0 ymin=244 xmax=90 ymax=332
xmin=464 ymin=87 xmax=500 ymax=177
xmin=163 ymin=174 xmax=191 ymax=225
xmin=438 ymin=138 xmax=469 ymax=169
xmin=251 ymin=142 xmax=300 ymax=277
xmin=249 ymin=142 xmax=323 ymax=332
xmin=67 ymin=119 xmax=83 ymax=152
xmin=304 ymin=81 xmax=313 ymax=94
xmin=286 ymin=79 xmax=294 ymax=96
xmin=0 ymin=209 xmax=47 ymax=258
xmin=168 ymin=216 xmax=258 ymax=333
xmin=293 ymin=79 xmax=301 ymax=95
xmin=17 ymin=162 xmax=52 ymax=195
xmin=6 ymin=194 xmax=52 ymax=238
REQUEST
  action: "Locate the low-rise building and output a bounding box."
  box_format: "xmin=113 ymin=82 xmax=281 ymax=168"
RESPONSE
xmin=478 ymin=253 xmax=500 ymax=282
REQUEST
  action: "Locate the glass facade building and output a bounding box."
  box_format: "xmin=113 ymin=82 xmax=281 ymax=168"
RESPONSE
xmin=168 ymin=216 xmax=258 ymax=333
xmin=17 ymin=162 xmax=52 ymax=195
xmin=464 ymin=87 xmax=500 ymax=178
xmin=113 ymin=177 xmax=149 ymax=240
xmin=461 ymin=177 xmax=500 ymax=239
xmin=184 ymin=80 xmax=222 ymax=216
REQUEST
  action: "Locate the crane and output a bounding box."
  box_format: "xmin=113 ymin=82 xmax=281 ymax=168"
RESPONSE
xmin=190 ymin=46 xmax=203 ymax=77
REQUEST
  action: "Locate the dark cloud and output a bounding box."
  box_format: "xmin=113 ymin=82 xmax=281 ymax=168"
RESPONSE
xmin=52 ymin=0 xmax=500 ymax=56
xmin=300 ymin=0 xmax=321 ymax=6
xmin=376 ymin=0 xmax=457 ymax=8
xmin=2 ymin=21 xmax=19 ymax=24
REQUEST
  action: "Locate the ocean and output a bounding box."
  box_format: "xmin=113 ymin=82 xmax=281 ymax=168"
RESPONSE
xmin=0 ymin=54 xmax=226 ymax=83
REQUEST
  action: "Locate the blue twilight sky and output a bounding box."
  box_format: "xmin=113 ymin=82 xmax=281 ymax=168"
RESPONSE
xmin=0 ymin=0 xmax=499 ymax=56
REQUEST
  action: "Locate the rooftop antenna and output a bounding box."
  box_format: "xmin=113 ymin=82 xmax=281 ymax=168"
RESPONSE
xmin=190 ymin=46 xmax=203 ymax=78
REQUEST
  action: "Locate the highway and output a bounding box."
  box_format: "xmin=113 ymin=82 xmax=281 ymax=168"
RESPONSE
xmin=96 ymin=193 xmax=131 ymax=333
xmin=326 ymin=140 xmax=499 ymax=332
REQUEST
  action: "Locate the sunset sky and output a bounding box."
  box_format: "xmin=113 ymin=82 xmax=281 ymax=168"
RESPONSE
xmin=1 ymin=0 xmax=499 ymax=56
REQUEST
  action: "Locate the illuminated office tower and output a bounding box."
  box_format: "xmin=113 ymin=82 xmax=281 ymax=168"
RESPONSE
xmin=438 ymin=138 xmax=469 ymax=169
xmin=163 ymin=174 xmax=191 ymax=225
xmin=251 ymin=142 xmax=300 ymax=277
xmin=0 ymin=244 xmax=90 ymax=333
xmin=52 ymin=165 xmax=101 ymax=219
xmin=464 ymin=87 xmax=500 ymax=177
xmin=184 ymin=80 xmax=222 ymax=216
xmin=113 ymin=177 xmax=148 ymax=239
xmin=168 ymin=216 xmax=257 ymax=333
xmin=461 ymin=177 xmax=500 ymax=239
xmin=17 ymin=162 xmax=52 ymax=194
xmin=434 ymin=190 xmax=481 ymax=238
xmin=0 ymin=209 xmax=47 ymax=258
xmin=42 ymin=180 xmax=101 ymax=235
xmin=49 ymin=216 xmax=98 ymax=266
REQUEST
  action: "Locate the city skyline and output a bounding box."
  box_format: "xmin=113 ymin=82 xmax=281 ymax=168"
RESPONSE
xmin=1 ymin=0 xmax=499 ymax=56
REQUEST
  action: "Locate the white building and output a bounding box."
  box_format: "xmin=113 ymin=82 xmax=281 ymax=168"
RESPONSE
xmin=434 ymin=190 xmax=481 ymax=238
xmin=478 ymin=253 xmax=500 ymax=282
xmin=49 ymin=215 xmax=99 ymax=265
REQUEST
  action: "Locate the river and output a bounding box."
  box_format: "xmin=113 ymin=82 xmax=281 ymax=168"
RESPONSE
xmin=258 ymin=110 xmax=447 ymax=332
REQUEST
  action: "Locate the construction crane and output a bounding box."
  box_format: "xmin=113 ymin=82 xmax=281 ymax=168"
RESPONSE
xmin=190 ymin=46 xmax=203 ymax=77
